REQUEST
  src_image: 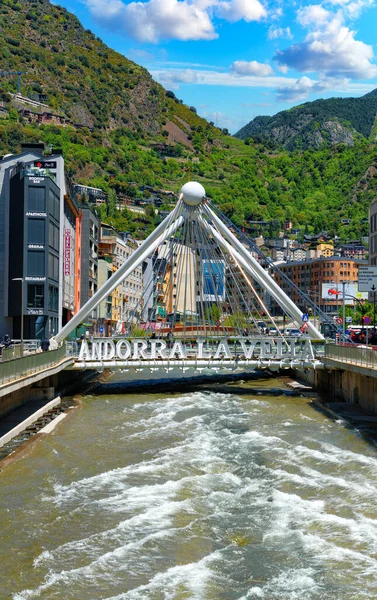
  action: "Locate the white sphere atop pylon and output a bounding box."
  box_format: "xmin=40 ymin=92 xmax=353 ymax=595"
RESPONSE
xmin=180 ymin=181 xmax=205 ymax=206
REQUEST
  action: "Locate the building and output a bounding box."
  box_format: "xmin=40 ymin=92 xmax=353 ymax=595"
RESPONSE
xmin=74 ymin=184 xmax=107 ymax=206
xmin=336 ymin=242 xmax=368 ymax=261
xmin=273 ymin=256 xmax=364 ymax=314
xmin=0 ymin=143 xmax=81 ymax=339
xmin=97 ymin=258 xmax=113 ymax=336
xmin=98 ymin=224 xmax=143 ymax=332
xmin=79 ymin=207 xmax=100 ymax=332
xmin=289 ymin=247 xmax=307 ymax=262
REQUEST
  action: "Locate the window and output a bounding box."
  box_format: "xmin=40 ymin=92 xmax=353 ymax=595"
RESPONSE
xmin=48 ymin=252 xmax=59 ymax=281
xmin=49 ymin=222 xmax=59 ymax=250
xmin=28 ymin=187 xmax=45 ymax=212
xmin=27 ymin=284 xmax=44 ymax=308
xmin=28 ymin=251 xmax=45 ymax=277
xmin=28 ymin=219 xmax=45 ymax=244
xmin=48 ymin=285 xmax=58 ymax=312
xmin=49 ymin=189 xmax=59 ymax=220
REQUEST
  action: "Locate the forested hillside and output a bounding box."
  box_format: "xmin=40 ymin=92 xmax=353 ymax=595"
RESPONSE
xmin=235 ymin=93 xmax=377 ymax=150
xmin=0 ymin=0 xmax=376 ymax=242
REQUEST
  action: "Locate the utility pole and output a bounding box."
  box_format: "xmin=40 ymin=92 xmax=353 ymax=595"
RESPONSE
xmin=342 ymin=280 xmax=346 ymax=338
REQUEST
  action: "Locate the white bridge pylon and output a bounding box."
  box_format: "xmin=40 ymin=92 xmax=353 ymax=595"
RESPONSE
xmin=54 ymin=181 xmax=323 ymax=347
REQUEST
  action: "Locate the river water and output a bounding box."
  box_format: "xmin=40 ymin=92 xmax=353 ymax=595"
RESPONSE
xmin=2 ymin=378 xmax=377 ymax=600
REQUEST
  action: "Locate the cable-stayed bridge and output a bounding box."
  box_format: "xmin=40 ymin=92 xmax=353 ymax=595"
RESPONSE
xmin=53 ymin=182 xmax=328 ymax=376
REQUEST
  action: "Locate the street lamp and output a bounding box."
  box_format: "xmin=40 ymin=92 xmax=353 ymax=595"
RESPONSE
xmin=12 ymin=277 xmax=24 ymax=357
xmin=328 ymin=282 xmax=366 ymax=337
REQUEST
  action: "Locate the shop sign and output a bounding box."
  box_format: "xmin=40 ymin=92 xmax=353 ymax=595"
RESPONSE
xmin=64 ymin=229 xmax=71 ymax=276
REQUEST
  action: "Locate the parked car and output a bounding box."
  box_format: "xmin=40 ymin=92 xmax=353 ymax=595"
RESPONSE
xmin=257 ymin=321 xmax=267 ymax=333
xmin=284 ymin=328 xmax=302 ymax=337
xmin=268 ymin=327 xmax=278 ymax=336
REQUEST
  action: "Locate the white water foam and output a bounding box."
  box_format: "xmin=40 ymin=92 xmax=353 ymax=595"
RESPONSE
xmin=11 ymin=390 xmax=377 ymax=600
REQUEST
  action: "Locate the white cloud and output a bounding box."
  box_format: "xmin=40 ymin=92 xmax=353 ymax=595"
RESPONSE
xmin=155 ymin=69 xmax=199 ymax=89
xmin=231 ymin=60 xmax=274 ymax=76
xmin=297 ymin=4 xmax=331 ymax=27
xmin=85 ymin=0 xmax=216 ymax=42
xmin=278 ymin=64 xmax=289 ymax=73
xmin=268 ymin=26 xmax=293 ymax=40
xmin=215 ymin=0 xmax=267 ymax=22
xmin=84 ymin=0 xmax=266 ymax=43
xmin=151 ymin=68 xmax=376 ymax=97
xmin=276 ymin=75 xmax=349 ymax=102
xmin=275 ymin=6 xmax=377 ymax=79
xmin=326 ymin=0 xmax=374 ymax=18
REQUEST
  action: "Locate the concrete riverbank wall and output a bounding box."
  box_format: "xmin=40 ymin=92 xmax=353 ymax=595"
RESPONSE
xmin=0 ymin=367 xmax=93 ymax=420
xmin=296 ymin=367 xmax=377 ymax=413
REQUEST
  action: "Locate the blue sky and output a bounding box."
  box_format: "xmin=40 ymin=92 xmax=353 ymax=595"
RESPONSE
xmin=54 ymin=0 xmax=377 ymax=133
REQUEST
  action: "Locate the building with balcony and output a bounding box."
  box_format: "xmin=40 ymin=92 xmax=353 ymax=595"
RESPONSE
xmin=98 ymin=258 xmax=113 ymax=336
xmin=79 ymin=206 xmax=100 ymax=332
xmin=99 ymin=224 xmax=143 ymax=332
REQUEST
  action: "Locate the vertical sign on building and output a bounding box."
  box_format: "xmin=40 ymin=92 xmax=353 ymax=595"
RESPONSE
xmin=64 ymin=229 xmax=71 ymax=276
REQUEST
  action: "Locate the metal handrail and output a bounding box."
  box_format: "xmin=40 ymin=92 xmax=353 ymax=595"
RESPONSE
xmin=325 ymin=343 xmax=377 ymax=369
xmin=0 ymin=345 xmax=69 ymax=386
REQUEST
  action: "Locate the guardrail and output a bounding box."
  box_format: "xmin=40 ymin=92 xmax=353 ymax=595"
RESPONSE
xmin=0 ymin=345 xmax=69 ymax=386
xmin=325 ymin=343 xmax=377 ymax=369
xmin=1 ymin=340 xmax=41 ymax=361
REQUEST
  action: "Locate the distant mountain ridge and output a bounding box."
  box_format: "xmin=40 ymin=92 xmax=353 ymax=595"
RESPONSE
xmin=234 ymin=91 xmax=377 ymax=150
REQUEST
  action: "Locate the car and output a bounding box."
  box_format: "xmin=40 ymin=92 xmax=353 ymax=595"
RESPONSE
xmin=268 ymin=327 xmax=278 ymax=336
xmin=257 ymin=321 xmax=267 ymax=333
xmin=284 ymin=328 xmax=302 ymax=337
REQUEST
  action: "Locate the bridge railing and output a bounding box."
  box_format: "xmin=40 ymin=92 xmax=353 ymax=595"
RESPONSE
xmin=325 ymin=343 xmax=377 ymax=369
xmin=0 ymin=345 xmax=69 ymax=386
xmin=1 ymin=339 xmax=41 ymax=361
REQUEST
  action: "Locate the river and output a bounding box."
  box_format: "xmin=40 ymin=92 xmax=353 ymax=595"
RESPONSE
xmin=2 ymin=377 xmax=377 ymax=600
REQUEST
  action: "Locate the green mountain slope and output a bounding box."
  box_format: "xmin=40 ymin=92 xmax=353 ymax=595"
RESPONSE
xmin=235 ymin=93 xmax=377 ymax=150
xmin=0 ymin=0 xmax=218 ymax=138
xmin=0 ymin=0 xmax=376 ymax=244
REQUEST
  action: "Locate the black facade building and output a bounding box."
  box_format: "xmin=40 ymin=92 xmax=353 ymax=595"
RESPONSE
xmin=8 ymin=163 xmax=60 ymax=339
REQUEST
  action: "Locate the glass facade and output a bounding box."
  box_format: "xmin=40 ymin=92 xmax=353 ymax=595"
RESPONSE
xmin=28 ymin=187 xmax=46 ymax=212
xmin=28 ymin=219 xmax=45 ymax=244
xmin=27 ymin=284 xmax=44 ymax=308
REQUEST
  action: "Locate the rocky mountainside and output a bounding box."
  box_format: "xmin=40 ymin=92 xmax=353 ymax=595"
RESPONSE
xmin=234 ymin=92 xmax=377 ymax=150
xmin=0 ymin=0 xmax=216 ymax=141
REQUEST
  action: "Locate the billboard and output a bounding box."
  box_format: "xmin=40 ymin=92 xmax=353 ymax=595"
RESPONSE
xmin=321 ymin=283 xmax=368 ymax=304
xmin=202 ymin=260 xmax=225 ymax=301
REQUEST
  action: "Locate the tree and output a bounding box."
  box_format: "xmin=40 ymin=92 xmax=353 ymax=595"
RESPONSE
xmin=107 ymin=189 xmax=117 ymax=218
xmin=204 ymin=304 xmax=221 ymax=324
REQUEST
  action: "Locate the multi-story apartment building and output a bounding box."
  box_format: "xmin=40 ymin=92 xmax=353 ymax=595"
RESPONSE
xmin=0 ymin=143 xmax=100 ymax=340
xmin=97 ymin=258 xmax=113 ymax=336
xmin=0 ymin=143 xmax=82 ymax=339
xmin=79 ymin=206 xmax=100 ymax=331
xmin=98 ymin=224 xmax=143 ymax=333
xmin=273 ymin=256 xmax=364 ymax=314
